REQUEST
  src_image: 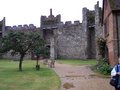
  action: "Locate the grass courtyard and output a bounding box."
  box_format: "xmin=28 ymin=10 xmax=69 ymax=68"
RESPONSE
xmin=57 ymin=59 xmax=97 ymax=65
xmin=0 ymin=59 xmax=97 ymax=90
xmin=0 ymin=60 xmax=60 ymax=90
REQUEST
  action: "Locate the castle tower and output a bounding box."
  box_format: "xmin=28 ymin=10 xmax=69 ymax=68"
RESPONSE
xmin=82 ymin=8 xmax=88 ymax=59
xmin=82 ymin=7 xmax=96 ymax=59
xmin=94 ymin=1 xmax=103 ymax=59
xmin=40 ymin=9 xmax=61 ymax=59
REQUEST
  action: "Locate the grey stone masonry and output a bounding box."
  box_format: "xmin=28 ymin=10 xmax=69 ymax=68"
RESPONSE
xmin=55 ymin=24 xmax=87 ymax=59
xmin=1 ymin=1 xmax=103 ymax=60
xmin=50 ymin=37 xmax=55 ymax=60
xmin=95 ymin=1 xmax=103 ymax=59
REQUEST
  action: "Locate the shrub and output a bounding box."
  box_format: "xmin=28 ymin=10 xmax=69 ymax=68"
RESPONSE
xmin=92 ymin=58 xmax=112 ymax=75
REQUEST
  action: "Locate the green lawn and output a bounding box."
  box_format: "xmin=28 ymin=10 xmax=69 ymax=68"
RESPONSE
xmin=56 ymin=59 xmax=97 ymax=65
xmin=0 ymin=60 xmax=60 ymax=90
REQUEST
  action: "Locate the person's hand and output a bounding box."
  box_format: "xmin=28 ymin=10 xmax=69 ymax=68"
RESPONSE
xmin=117 ymin=72 xmax=120 ymax=75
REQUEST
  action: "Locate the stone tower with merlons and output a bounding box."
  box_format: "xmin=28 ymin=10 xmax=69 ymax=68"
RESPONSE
xmin=40 ymin=1 xmax=103 ymax=60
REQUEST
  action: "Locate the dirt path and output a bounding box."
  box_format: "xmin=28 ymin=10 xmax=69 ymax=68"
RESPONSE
xmin=53 ymin=63 xmax=115 ymax=90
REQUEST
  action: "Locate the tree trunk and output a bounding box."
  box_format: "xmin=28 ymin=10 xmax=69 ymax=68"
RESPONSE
xmin=36 ymin=56 xmax=40 ymax=70
xmin=36 ymin=56 xmax=39 ymax=65
xmin=19 ymin=54 xmax=25 ymax=71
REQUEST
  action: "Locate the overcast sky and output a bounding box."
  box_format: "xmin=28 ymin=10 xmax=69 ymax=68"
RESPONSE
xmin=0 ymin=0 xmax=102 ymax=27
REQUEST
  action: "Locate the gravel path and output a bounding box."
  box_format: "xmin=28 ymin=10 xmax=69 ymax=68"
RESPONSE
xmin=53 ymin=63 xmax=115 ymax=90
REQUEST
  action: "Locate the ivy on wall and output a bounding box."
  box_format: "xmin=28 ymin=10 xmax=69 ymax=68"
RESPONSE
xmin=97 ymin=37 xmax=106 ymax=58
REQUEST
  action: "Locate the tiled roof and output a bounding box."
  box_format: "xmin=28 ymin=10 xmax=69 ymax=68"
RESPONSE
xmin=109 ymin=0 xmax=120 ymax=10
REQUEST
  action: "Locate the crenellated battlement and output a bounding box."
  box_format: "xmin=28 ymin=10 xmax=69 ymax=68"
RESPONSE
xmin=41 ymin=9 xmax=61 ymax=29
xmin=58 ymin=20 xmax=81 ymax=28
xmin=65 ymin=20 xmax=81 ymax=26
xmin=6 ymin=24 xmax=37 ymax=30
xmin=41 ymin=14 xmax=61 ymax=22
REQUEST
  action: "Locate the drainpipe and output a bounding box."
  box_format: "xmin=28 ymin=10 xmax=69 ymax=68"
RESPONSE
xmin=116 ymin=12 xmax=119 ymax=58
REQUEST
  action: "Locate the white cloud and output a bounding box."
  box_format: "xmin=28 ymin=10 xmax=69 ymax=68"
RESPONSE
xmin=0 ymin=0 xmax=102 ymax=27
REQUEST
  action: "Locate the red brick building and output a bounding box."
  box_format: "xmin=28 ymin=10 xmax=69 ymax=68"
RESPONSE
xmin=102 ymin=0 xmax=120 ymax=66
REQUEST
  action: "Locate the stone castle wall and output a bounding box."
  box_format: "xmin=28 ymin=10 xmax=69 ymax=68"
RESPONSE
xmin=53 ymin=1 xmax=103 ymax=59
xmin=2 ymin=24 xmax=42 ymax=60
xmin=0 ymin=1 xmax=103 ymax=60
xmin=54 ymin=22 xmax=87 ymax=59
